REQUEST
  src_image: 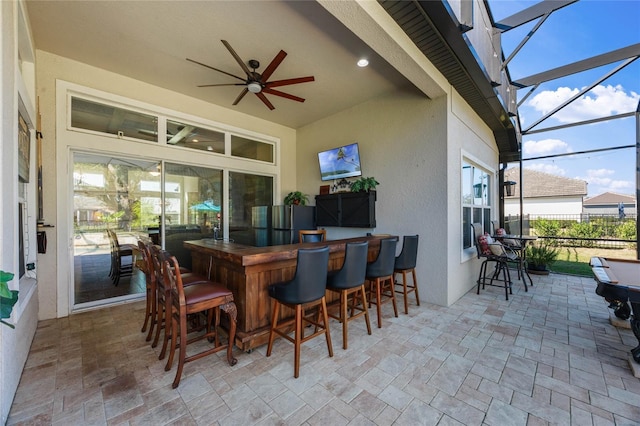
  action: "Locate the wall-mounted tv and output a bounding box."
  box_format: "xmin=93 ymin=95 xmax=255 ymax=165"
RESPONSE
xmin=317 ymin=142 xmax=362 ymax=181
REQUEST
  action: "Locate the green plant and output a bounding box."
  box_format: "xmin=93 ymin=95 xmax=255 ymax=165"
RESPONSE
xmin=526 ymin=242 xmax=560 ymax=269
xmin=284 ymin=191 xmax=309 ymax=206
xmin=1 ymin=270 xmax=19 ymax=328
xmin=350 ymin=177 xmax=379 ymax=193
xmin=533 ymin=218 xmax=561 ymax=237
xmin=616 ymin=219 xmax=636 ymax=240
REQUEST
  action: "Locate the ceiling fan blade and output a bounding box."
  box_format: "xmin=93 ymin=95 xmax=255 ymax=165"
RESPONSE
xmin=167 ymin=125 xmax=195 ymax=145
xmin=232 ymin=88 xmax=249 ymax=105
xmin=256 ymin=92 xmax=275 ymax=110
xmin=260 ymin=50 xmax=287 ymax=82
xmin=262 ymin=87 xmax=305 ymax=103
xmin=221 ymin=40 xmax=253 ymax=78
xmin=197 ymin=83 xmax=246 ymax=88
xmin=186 ymin=58 xmax=246 ymax=82
xmin=265 ymin=76 xmax=315 ymax=88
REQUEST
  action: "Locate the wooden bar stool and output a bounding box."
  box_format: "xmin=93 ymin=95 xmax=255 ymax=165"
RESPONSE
xmin=162 ymin=252 xmax=237 ymax=388
xmin=299 ymin=229 xmax=326 ymax=243
xmin=326 ymin=241 xmax=371 ymax=349
xmin=394 ymin=235 xmax=420 ymax=314
xmin=149 ymin=245 xmax=207 ymax=358
xmin=366 ymin=237 xmax=398 ymax=328
xmin=137 ymin=240 xmax=155 ymax=340
xmin=266 ymin=246 xmax=332 ymax=378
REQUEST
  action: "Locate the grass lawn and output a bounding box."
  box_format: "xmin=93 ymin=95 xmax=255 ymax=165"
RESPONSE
xmin=547 ymin=246 xmax=637 ymax=277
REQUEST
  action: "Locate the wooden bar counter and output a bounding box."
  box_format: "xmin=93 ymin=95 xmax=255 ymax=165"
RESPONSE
xmin=184 ymin=235 xmax=393 ymax=351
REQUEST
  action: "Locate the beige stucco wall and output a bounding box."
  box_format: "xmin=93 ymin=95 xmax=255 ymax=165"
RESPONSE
xmin=35 ymin=50 xmax=298 ymax=320
xmin=296 ymin=86 xmax=499 ymax=308
xmin=447 ymin=88 xmax=499 ymax=305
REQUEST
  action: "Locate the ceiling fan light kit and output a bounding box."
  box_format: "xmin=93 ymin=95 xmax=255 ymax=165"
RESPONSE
xmin=187 ymin=40 xmax=315 ymax=110
xmin=247 ymin=82 xmax=262 ymax=93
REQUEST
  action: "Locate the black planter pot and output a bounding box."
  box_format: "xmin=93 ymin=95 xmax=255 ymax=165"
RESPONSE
xmin=527 ymin=263 xmax=549 ymax=275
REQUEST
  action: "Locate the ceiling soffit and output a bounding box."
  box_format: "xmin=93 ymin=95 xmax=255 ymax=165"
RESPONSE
xmin=379 ymin=0 xmax=519 ymax=163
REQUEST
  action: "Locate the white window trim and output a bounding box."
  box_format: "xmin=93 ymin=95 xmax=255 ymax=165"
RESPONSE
xmin=461 ymin=151 xmax=496 ymax=263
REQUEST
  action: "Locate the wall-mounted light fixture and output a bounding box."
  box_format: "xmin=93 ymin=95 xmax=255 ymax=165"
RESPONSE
xmin=503 ymin=180 xmax=516 ymax=197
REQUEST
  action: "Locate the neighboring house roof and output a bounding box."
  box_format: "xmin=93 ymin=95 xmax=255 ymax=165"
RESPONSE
xmin=583 ymin=192 xmax=636 ymax=206
xmin=504 ymin=168 xmax=587 ymax=198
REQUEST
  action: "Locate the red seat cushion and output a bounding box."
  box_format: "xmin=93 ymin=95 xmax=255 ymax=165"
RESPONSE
xmin=182 ymin=281 xmax=233 ymax=306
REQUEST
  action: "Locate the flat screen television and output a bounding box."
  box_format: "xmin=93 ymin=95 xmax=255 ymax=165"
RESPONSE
xmin=317 ymin=143 xmax=362 ymax=181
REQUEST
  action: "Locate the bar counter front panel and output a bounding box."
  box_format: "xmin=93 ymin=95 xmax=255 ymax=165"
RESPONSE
xmin=185 ymin=235 xmax=392 ymax=351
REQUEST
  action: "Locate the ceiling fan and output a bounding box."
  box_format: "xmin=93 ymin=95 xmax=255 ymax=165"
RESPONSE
xmin=187 ymin=40 xmax=315 ymax=110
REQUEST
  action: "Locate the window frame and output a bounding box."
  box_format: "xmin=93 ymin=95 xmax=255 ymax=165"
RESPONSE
xmin=462 ymin=156 xmax=495 ymax=260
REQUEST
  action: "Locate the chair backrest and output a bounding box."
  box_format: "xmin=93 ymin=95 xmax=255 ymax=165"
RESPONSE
xmin=395 ymin=235 xmax=418 ymax=270
xmin=491 ymin=220 xmax=499 ymax=235
xmin=366 ymin=237 xmax=397 ymax=278
xmin=327 ymin=241 xmax=369 ymax=289
xmin=299 ymin=229 xmax=326 ymax=243
xmin=162 ymin=252 xmax=187 ymax=306
xmin=287 ymin=246 xmax=330 ymax=303
xmin=150 ymin=244 xmax=166 ymax=293
xmin=137 ymin=240 xmax=152 ymax=281
xmin=471 ymin=223 xmax=486 ymax=258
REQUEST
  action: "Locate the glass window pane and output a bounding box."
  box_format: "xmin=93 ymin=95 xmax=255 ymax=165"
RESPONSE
xmin=231 ymin=135 xmax=274 ymax=162
xmin=483 ymin=208 xmax=491 ymax=234
xmin=473 ymin=168 xmax=486 ymax=205
xmin=71 ymin=97 xmax=158 ymax=142
xmin=472 ymin=207 xmax=483 ymax=225
xmin=462 ymin=163 xmax=472 ymax=204
xmin=167 ymin=120 xmax=225 ymax=154
xmin=463 ymin=207 xmax=471 ymax=249
xmin=162 ymin=163 xmax=223 ymax=269
xmin=229 ymin=172 xmax=273 ymax=244
xmin=73 ymin=152 xmax=159 ymax=305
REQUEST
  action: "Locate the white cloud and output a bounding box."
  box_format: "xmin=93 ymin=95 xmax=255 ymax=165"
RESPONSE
xmin=523 ymin=138 xmax=572 ymax=156
xmin=527 ymin=84 xmax=639 ymax=123
xmin=576 ymin=168 xmax=634 ymax=195
xmin=525 ymin=163 xmax=566 ymax=175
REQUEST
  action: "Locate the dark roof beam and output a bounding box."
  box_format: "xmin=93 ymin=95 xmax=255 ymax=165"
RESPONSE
xmin=524 ymin=111 xmax=635 ymax=135
xmin=495 ymin=0 xmax=577 ymax=31
xmin=501 ymin=11 xmax=551 ymax=70
xmin=523 ymin=57 xmax=638 ymax=133
xmin=514 ymin=44 xmax=640 ymax=88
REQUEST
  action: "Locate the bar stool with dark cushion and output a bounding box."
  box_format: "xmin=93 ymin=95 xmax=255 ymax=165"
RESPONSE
xmin=326 ymin=241 xmax=371 ymax=349
xmin=366 ymin=237 xmax=398 ymax=328
xmin=162 ymin=252 xmax=237 ymax=388
xmin=266 ymin=246 xmax=332 ymax=378
xmin=394 ymin=235 xmax=420 ymax=314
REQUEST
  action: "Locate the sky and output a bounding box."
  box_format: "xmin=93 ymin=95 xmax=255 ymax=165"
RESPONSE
xmin=487 ymin=0 xmax=640 ymax=198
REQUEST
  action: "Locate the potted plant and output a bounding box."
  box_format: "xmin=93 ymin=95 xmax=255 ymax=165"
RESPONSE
xmin=1 ymin=270 xmax=19 ymax=328
xmin=284 ymin=191 xmax=309 ymax=206
xmin=350 ymin=177 xmax=379 ymax=193
xmin=525 ymin=242 xmax=559 ymax=275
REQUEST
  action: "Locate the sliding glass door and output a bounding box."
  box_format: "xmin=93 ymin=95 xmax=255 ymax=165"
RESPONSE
xmin=73 ymin=153 xmax=159 ymax=306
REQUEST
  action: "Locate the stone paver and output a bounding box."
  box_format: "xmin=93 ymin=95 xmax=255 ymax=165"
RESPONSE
xmin=8 ymin=272 xmax=640 ymax=425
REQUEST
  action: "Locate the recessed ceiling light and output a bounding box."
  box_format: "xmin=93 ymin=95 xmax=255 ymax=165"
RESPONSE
xmin=192 ymin=139 xmax=199 ymax=143
xmin=357 ymin=58 xmax=369 ymax=67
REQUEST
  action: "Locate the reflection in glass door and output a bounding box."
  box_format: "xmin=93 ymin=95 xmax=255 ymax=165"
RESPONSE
xmin=73 ymin=152 xmax=160 ymax=306
xmin=160 ymin=163 xmax=223 ymax=271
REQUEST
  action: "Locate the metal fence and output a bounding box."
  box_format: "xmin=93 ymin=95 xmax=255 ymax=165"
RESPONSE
xmin=504 ymin=214 xmax=637 ymax=250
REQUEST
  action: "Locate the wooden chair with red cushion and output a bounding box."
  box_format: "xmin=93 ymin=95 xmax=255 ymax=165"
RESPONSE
xmin=162 ymin=252 xmax=237 ymax=388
